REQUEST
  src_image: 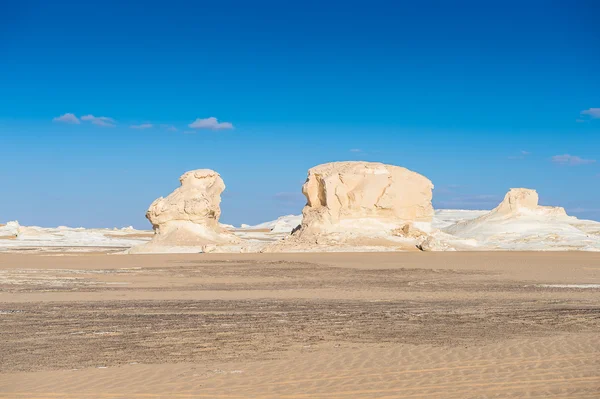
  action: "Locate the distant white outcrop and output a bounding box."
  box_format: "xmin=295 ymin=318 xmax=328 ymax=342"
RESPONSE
xmin=0 ymin=220 xmax=151 ymax=253
xmin=0 ymin=221 xmax=20 ymax=238
xmin=129 ymin=169 xmax=240 ymax=253
xmin=432 ymin=188 xmax=600 ymax=251
xmin=239 ymin=214 xmax=302 ymax=233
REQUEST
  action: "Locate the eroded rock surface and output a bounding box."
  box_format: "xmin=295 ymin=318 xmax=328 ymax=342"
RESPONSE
xmin=437 ymin=188 xmax=599 ymax=251
xmin=130 ymin=169 xmax=239 ymax=253
xmin=264 ymin=161 xmax=434 ymax=252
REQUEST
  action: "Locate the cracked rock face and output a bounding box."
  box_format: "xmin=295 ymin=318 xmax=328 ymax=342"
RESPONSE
xmin=130 ymin=169 xmax=239 ymax=253
xmin=298 ymin=161 xmax=434 ymax=235
xmin=264 ymin=162 xmax=434 ymax=251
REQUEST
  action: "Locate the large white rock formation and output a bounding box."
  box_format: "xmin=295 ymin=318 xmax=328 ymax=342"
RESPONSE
xmin=264 ymin=161 xmax=434 ymax=251
xmin=129 ymin=169 xmax=239 ymax=253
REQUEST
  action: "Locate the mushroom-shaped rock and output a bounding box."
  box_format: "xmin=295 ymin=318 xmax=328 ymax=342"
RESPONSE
xmin=264 ymin=161 xmax=434 ymax=251
xmin=129 ymin=169 xmax=239 ymax=253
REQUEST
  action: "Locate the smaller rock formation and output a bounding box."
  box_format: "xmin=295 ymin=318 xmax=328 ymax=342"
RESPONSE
xmin=486 ymin=188 xmax=567 ymax=218
xmin=129 ymin=169 xmax=239 ymax=253
xmin=0 ymin=221 xmax=20 ymax=239
xmin=436 ymin=188 xmax=598 ymax=251
xmin=264 ymin=161 xmax=434 ymax=251
xmin=445 ymin=188 xmax=567 ymax=238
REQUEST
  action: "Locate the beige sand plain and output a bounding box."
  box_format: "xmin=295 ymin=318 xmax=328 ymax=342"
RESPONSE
xmin=0 ymin=252 xmax=599 ymax=398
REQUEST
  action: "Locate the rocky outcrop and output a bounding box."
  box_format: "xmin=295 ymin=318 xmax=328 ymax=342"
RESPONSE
xmin=435 ymin=188 xmax=598 ymax=251
xmin=445 ymin=188 xmax=567 ymax=238
xmin=264 ymin=161 xmax=434 ymax=251
xmin=486 ymin=188 xmax=567 ymax=218
xmin=0 ymin=221 xmax=20 ymax=239
xmin=129 ymin=169 xmax=239 ymax=253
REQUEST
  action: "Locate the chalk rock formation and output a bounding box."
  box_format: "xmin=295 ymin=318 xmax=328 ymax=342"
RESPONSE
xmin=264 ymin=161 xmax=434 ymax=251
xmin=488 ymin=188 xmax=567 ymax=218
xmin=129 ymin=169 xmax=239 ymax=253
xmin=239 ymin=215 xmax=302 ymax=234
xmin=437 ymin=188 xmax=600 ymax=251
xmin=0 ymin=221 xmax=20 ymax=238
xmin=445 ymin=188 xmax=567 ymax=238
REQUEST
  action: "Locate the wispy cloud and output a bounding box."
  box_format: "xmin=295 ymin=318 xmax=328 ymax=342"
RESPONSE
xmin=580 ymin=108 xmax=600 ymax=119
xmin=273 ymin=192 xmax=306 ymax=205
xmin=349 ymin=149 xmax=362 ymax=153
xmin=159 ymin=124 xmax=178 ymax=132
xmin=435 ymin=194 xmax=502 ymax=210
xmin=81 ymin=114 xmax=116 ymax=127
xmin=52 ymin=113 xmax=80 ymax=124
xmin=434 ymin=184 xmax=463 ymax=195
xmin=508 ymin=150 xmax=531 ymax=160
xmin=569 ymin=207 xmax=600 ymax=214
xmin=130 ymin=123 xmax=153 ymax=130
xmin=551 ymin=154 xmax=596 ymax=166
xmin=189 ymin=117 xmax=233 ymax=130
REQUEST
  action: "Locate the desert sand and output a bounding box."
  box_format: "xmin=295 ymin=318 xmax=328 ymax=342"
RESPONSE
xmin=1 ymin=252 xmax=599 ymax=398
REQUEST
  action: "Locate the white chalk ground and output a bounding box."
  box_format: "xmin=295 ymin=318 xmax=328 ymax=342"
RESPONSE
xmin=0 ymin=221 xmax=153 ymax=253
xmin=238 ymin=214 xmax=302 ymax=233
xmin=440 ymin=209 xmax=600 ymax=251
xmin=2 ymin=209 xmax=600 ymax=253
xmin=432 ymin=209 xmax=489 ymax=229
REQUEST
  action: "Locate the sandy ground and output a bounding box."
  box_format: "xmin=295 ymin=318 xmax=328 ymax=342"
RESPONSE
xmin=0 ymin=252 xmax=599 ymax=398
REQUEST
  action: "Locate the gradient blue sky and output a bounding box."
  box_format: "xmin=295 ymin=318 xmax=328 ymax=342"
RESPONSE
xmin=1 ymin=0 xmax=599 ymax=228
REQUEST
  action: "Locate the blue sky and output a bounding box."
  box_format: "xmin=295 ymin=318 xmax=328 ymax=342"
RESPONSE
xmin=1 ymin=0 xmax=599 ymax=228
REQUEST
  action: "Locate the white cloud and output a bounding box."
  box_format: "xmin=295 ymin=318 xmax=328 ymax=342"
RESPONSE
xmin=130 ymin=123 xmax=153 ymax=130
xmin=508 ymin=150 xmax=531 ymax=160
xmin=273 ymin=192 xmax=306 ymax=203
xmin=81 ymin=114 xmax=116 ymax=127
xmin=158 ymin=124 xmax=178 ymax=132
xmin=580 ymin=108 xmax=600 ymax=119
xmin=52 ymin=113 xmax=80 ymax=124
xmin=349 ymin=149 xmax=362 ymax=153
xmin=435 ymin=193 xmax=502 ymax=209
xmin=188 ymin=117 xmax=233 ymax=130
xmin=551 ymin=154 xmax=596 ymax=165
xmin=569 ymin=207 xmax=600 ymax=214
